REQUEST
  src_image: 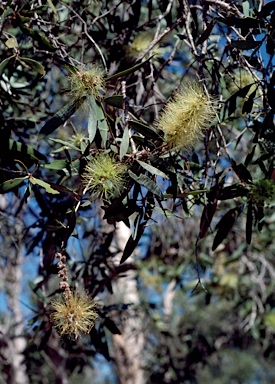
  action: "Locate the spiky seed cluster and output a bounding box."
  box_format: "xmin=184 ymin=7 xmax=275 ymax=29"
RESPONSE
xmin=68 ymin=65 xmax=105 ymax=99
xmin=50 ymin=291 xmax=98 ymax=339
xmin=125 ymin=32 xmax=161 ymax=59
xmin=249 ymin=179 xmax=275 ymax=204
xmin=82 ymin=153 xmax=127 ymax=200
xmin=155 ymin=83 xmax=217 ymax=151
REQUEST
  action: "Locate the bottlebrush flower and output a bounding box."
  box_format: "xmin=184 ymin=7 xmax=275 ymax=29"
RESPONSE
xmin=248 ymin=179 xmax=275 ymax=204
xmin=68 ymin=65 xmax=105 ymax=99
xmin=125 ymin=31 xmax=162 ymax=60
xmin=155 ymin=83 xmax=217 ymax=151
xmin=82 ymin=153 xmax=127 ymax=200
xmin=50 ymin=291 xmax=98 ymax=339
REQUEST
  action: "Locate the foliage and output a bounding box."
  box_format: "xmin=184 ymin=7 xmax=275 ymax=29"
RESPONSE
xmin=0 ymin=0 xmax=275 ymax=382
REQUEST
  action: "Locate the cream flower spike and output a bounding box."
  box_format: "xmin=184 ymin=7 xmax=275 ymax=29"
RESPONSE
xmin=156 ymin=83 xmax=217 ymax=151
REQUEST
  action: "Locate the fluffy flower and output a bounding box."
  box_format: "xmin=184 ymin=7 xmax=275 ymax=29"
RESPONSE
xmin=68 ymin=65 xmax=105 ymax=99
xmin=226 ymin=68 xmax=257 ymax=96
xmin=125 ymin=31 xmax=162 ymax=60
xmin=82 ymin=153 xmax=127 ymax=200
xmin=155 ymin=83 xmax=217 ymax=150
xmin=249 ymin=179 xmax=275 ymax=204
xmin=50 ymin=291 xmax=98 ymax=339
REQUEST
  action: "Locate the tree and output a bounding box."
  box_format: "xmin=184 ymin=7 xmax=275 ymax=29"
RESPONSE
xmin=0 ymin=0 xmax=274 ymax=383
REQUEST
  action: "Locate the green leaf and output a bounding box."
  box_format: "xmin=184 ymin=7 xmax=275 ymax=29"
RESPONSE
xmin=48 ymin=138 xmax=81 ymax=152
xmin=120 ymin=222 xmax=145 ymax=264
xmin=163 ymin=189 xmax=208 ymax=199
xmin=242 ymin=88 xmax=257 ymax=114
xmin=136 ymin=160 xmax=169 ymax=179
xmin=0 ymin=7 xmax=13 ymax=28
xmin=128 ymin=169 xmax=163 ymax=198
xmin=0 ymin=55 xmax=15 ymax=75
xmin=120 ymin=127 xmax=129 ymax=160
xmin=220 ymin=84 xmax=253 ymax=122
xmin=19 ymin=23 xmax=56 ymax=51
xmin=246 ymin=201 xmax=253 ymax=244
xmin=9 ymin=139 xmax=47 ymax=161
xmin=106 ymin=56 xmax=153 ymax=81
xmin=154 ymin=206 xmax=175 ymax=218
xmin=129 ymin=120 xmax=162 ymax=140
xmin=244 ymin=145 xmax=256 ymax=167
xmin=87 ymin=96 xmax=97 ymax=143
xmin=199 ymin=202 xmax=217 ymax=239
xmin=103 ymin=318 xmax=121 ymax=335
xmin=29 ymin=177 xmax=60 ymax=194
xmin=42 ymin=160 xmax=69 ymax=170
xmin=212 ymin=206 xmax=243 ymax=251
xmin=38 ymin=97 xmax=85 ymax=139
xmin=218 ymin=184 xmax=248 ymax=200
xmin=218 ymin=16 xmax=258 ymax=28
xmin=47 ymin=0 xmax=58 ymax=20
xmin=196 ymin=19 xmax=216 ymax=46
xmin=97 ymin=103 xmax=109 ymax=147
xmin=0 ymin=177 xmax=27 ymax=193
xmin=6 ymin=37 xmax=18 ymax=48
xmin=18 ymin=57 xmax=45 ymax=76
xmin=231 ymin=40 xmax=261 ymax=50
xmin=104 ymin=95 xmax=124 ymax=108
xmin=231 ymin=160 xmax=252 ymax=182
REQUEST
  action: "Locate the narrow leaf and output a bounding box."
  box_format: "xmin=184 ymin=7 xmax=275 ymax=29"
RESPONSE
xmin=48 ymin=138 xmax=81 ymax=152
xmin=104 ymin=95 xmax=123 ymax=108
xmin=242 ymin=88 xmax=257 ymax=114
xmin=103 ymin=318 xmax=121 ymax=335
xmin=42 ymin=160 xmax=69 ymax=170
xmin=38 ymin=97 xmax=85 ymax=139
xmin=128 ymin=170 xmax=163 ymax=198
xmin=231 ymin=160 xmax=252 ymax=182
xmin=107 ymin=56 xmax=153 ymax=81
xmin=212 ymin=206 xmax=243 ymax=251
xmin=136 ymin=160 xmax=169 ymax=179
xmin=218 ymin=184 xmax=248 ymax=200
xmin=129 ymin=119 xmax=162 ymax=140
xmin=120 ymin=222 xmax=145 ymax=264
xmin=9 ymin=139 xmax=47 ymax=161
xmin=199 ymin=202 xmax=217 ymax=239
xmin=18 ymin=57 xmax=45 ymax=76
xmin=0 ymin=55 xmax=15 ymax=74
xmin=154 ymin=206 xmax=175 ymax=218
xmin=196 ymin=19 xmax=216 ymax=46
xmin=120 ymin=127 xmax=129 ymax=160
xmin=246 ymin=201 xmax=253 ymax=244
xmin=19 ymin=23 xmax=56 ymax=51
xmin=0 ymin=177 xmax=27 ymax=193
xmin=6 ymin=37 xmax=18 ymax=48
xmin=244 ymin=145 xmax=256 ymax=167
xmin=97 ymin=106 xmax=109 ymax=147
xmin=87 ymin=96 xmax=98 ymax=143
xmin=47 ymin=0 xmax=58 ymax=20
xmin=29 ymin=177 xmax=60 ymax=194
xmin=231 ymin=40 xmax=261 ymax=50
xmin=220 ymin=84 xmax=253 ymax=122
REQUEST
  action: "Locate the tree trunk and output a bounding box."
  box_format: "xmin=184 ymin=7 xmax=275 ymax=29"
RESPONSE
xmin=111 ymin=221 xmax=144 ymax=384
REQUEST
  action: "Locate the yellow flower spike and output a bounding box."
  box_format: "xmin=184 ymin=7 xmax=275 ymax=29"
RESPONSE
xmin=50 ymin=291 xmax=98 ymax=339
xmin=155 ymin=83 xmax=217 ymax=151
xmin=82 ymin=153 xmax=127 ymax=200
xmin=68 ymin=65 xmax=106 ymax=100
xmin=125 ymin=31 xmax=162 ymax=60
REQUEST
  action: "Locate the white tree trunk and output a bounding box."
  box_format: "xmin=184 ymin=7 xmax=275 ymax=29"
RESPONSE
xmin=111 ymin=221 xmax=144 ymax=384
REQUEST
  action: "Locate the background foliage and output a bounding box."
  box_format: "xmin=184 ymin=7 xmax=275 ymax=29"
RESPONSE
xmin=0 ymin=0 xmax=275 ymax=383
